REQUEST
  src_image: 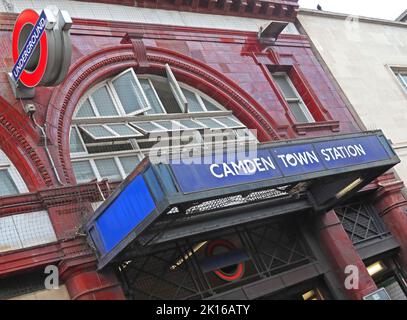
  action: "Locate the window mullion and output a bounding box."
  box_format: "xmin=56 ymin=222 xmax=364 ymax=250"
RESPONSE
xmin=114 ymin=156 xmax=127 ymax=180
xmin=107 ymin=82 xmax=127 ymax=116
xmin=147 ymin=78 xmax=167 ymax=114
xmin=88 ymin=96 xmax=101 ymax=117
xmin=102 ymin=124 xmax=120 ymax=137
xmin=89 ymin=159 xmax=102 ymax=181
xmin=195 ymin=93 xmax=207 ymax=112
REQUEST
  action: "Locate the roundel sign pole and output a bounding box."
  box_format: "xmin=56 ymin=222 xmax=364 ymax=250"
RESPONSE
xmin=8 ymin=7 xmax=72 ymax=99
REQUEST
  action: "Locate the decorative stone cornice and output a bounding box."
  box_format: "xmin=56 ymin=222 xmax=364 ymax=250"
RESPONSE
xmin=72 ymin=0 xmax=299 ymax=21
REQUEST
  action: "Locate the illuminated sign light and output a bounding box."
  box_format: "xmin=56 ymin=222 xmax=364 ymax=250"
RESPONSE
xmin=9 ymin=7 xmax=72 ymax=98
xmin=86 ymin=132 xmax=398 ymax=269
xmin=170 ymin=135 xmax=393 ymax=194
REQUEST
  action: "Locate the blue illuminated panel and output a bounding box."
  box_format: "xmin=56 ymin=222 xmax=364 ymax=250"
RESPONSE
xmin=92 ymin=175 xmax=156 ymax=255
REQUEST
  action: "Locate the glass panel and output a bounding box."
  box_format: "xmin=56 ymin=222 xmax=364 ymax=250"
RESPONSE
xmin=182 ymin=89 xmax=204 ymax=112
xmin=70 ymin=127 xmax=86 ymax=153
xmin=82 ymin=125 xmax=115 ymax=138
xmin=107 ymin=124 xmax=140 ymax=137
xmin=272 ymin=74 xmax=298 ymax=99
xmin=75 ymin=99 xmax=96 ymax=118
xmin=72 ymin=161 xmax=96 ymax=182
xmin=133 ymin=122 xmax=163 ymax=133
xmin=0 ymin=170 xmax=19 ymax=196
xmin=155 ymin=120 xmax=183 ymax=131
xmin=119 ymin=155 xmax=141 ymax=175
xmin=140 ymin=79 xmax=164 ymax=114
xmin=0 ymin=216 xmax=23 ymax=252
xmin=196 ymin=118 xmax=225 ymax=129
xmin=178 ymin=119 xmax=205 ymax=129
xmin=94 ymin=158 xmax=122 ymax=181
xmin=202 ymin=98 xmax=220 ymax=111
xmin=215 ymin=117 xmax=243 ymax=128
xmin=399 ymin=74 xmax=407 ymax=90
xmin=288 ymin=102 xmax=310 ymax=123
xmin=13 ymin=211 xmax=57 ymax=248
xmin=92 ymin=86 xmax=119 ymax=116
xmin=113 ymin=71 xmax=147 ymax=114
xmin=150 ymin=79 xmax=182 ymax=114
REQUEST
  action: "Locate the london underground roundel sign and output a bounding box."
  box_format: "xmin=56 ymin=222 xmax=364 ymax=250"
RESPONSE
xmin=11 ymin=7 xmax=72 ymax=89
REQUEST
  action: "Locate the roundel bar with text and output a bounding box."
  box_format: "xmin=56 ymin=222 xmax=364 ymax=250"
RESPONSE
xmin=85 ymin=130 xmax=399 ymax=269
xmin=9 ymin=7 xmax=72 ymax=98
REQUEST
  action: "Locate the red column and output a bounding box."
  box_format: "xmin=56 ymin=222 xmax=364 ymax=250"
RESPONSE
xmin=64 ymin=268 xmax=126 ymax=300
xmin=317 ymin=210 xmax=377 ymax=300
xmin=59 ymin=240 xmax=126 ymax=300
xmin=374 ymin=180 xmax=407 ymax=272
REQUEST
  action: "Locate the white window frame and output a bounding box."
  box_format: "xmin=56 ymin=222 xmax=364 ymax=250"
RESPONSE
xmin=166 ymin=63 xmax=188 ymax=113
xmin=172 ymin=118 xmax=207 ymax=130
xmin=69 ymin=126 xmax=88 ymax=156
xmin=71 ymin=152 xmax=144 ymax=183
xmin=74 ymin=98 xmax=98 ymax=119
xmin=79 ymin=123 xmax=143 ymax=140
xmin=0 ymin=150 xmax=29 ymax=196
xmin=272 ymin=72 xmax=315 ymax=123
xmin=213 ymin=116 xmax=246 ymax=129
xmin=130 ymin=121 xmax=170 ymax=134
xmin=90 ymin=82 xmax=123 ymax=117
xmin=392 ymin=68 xmax=407 ymax=93
xmin=138 ymin=77 xmax=167 ymax=114
xmin=109 ymin=68 xmax=152 ymax=116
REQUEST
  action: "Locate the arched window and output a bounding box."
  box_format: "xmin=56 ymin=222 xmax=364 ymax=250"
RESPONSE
xmin=0 ymin=150 xmax=28 ymax=197
xmin=70 ymin=67 xmax=257 ymax=183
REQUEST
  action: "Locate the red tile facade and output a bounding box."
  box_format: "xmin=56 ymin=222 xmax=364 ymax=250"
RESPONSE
xmin=0 ymin=3 xmax=406 ymax=300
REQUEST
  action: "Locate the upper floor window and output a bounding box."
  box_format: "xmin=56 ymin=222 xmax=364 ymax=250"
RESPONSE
xmin=272 ymin=72 xmax=315 ymax=123
xmin=393 ymin=69 xmax=407 ymax=93
xmin=0 ymin=210 xmax=57 ymax=253
xmin=70 ymin=66 xmax=257 ymax=184
xmin=0 ymin=150 xmax=28 ymax=197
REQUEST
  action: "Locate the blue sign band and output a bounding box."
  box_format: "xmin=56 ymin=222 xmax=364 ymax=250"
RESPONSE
xmin=12 ymin=10 xmax=47 ymax=82
xmin=170 ymin=135 xmax=392 ymax=194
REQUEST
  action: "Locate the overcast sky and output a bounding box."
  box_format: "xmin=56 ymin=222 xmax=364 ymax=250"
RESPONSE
xmin=298 ymin=0 xmax=406 ymax=20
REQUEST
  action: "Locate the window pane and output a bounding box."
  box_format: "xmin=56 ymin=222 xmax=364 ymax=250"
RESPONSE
xmin=397 ymin=73 xmax=407 ymax=91
xmin=13 ymin=211 xmax=57 ymax=248
xmin=133 ymin=122 xmax=163 ymax=133
xmin=0 ymin=216 xmax=23 ymax=252
xmin=107 ymin=124 xmax=140 ymax=137
xmin=178 ymin=119 xmax=205 ymax=129
xmin=140 ymin=79 xmax=164 ymax=114
xmin=95 ymin=158 xmax=122 ymax=181
xmin=92 ymin=86 xmax=119 ymax=116
xmin=72 ymin=161 xmax=95 ymax=182
xmin=288 ymin=102 xmax=310 ymax=123
xmin=82 ymin=125 xmax=115 ymax=138
xmin=272 ymin=75 xmax=298 ymax=99
xmin=113 ymin=71 xmax=147 ymax=114
xmin=182 ymin=89 xmax=204 ymax=112
xmin=202 ymin=98 xmax=220 ymax=111
xmin=0 ymin=170 xmax=19 ymax=196
xmin=216 ymin=117 xmax=243 ymax=128
xmin=76 ymin=99 xmax=96 ymax=118
xmin=70 ymin=127 xmax=86 ymax=153
xmin=151 ymin=79 xmax=182 ymax=114
xmin=155 ymin=120 xmax=182 ymax=131
xmin=119 ymin=155 xmax=141 ymax=175
xmin=196 ymin=118 xmax=225 ymax=129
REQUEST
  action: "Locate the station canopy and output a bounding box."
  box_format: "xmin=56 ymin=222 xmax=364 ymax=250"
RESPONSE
xmin=85 ymin=130 xmax=399 ymax=269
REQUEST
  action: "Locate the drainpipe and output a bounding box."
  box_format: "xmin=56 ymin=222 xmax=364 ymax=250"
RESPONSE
xmin=24 ymin=102 xmax=63 ymax=185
